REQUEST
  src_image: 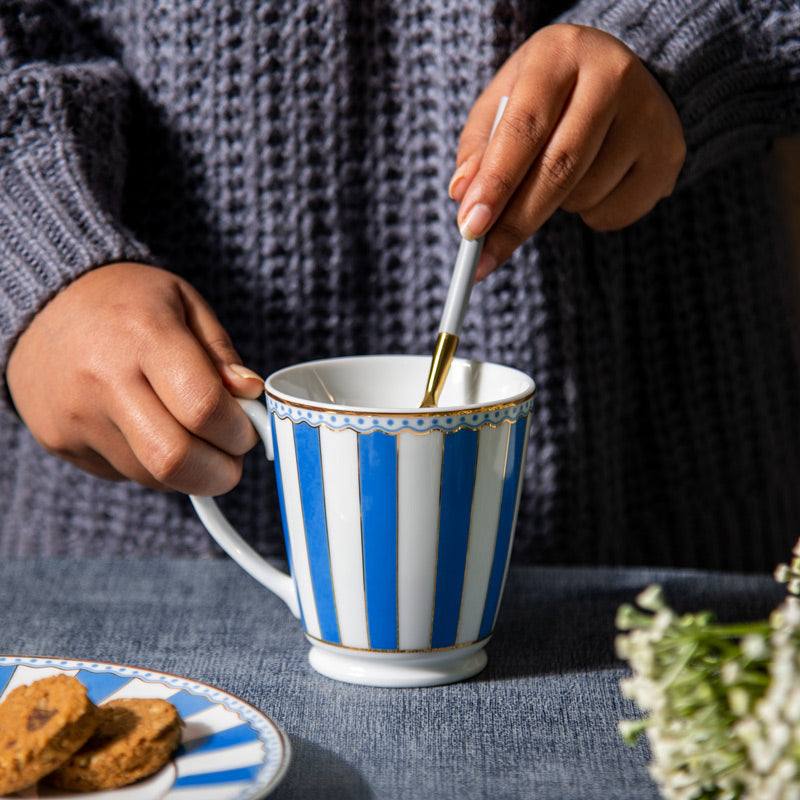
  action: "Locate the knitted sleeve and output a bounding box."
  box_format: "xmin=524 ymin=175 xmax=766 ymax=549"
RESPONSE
xmin=0 ymin=0 xmax=152 ymax=398
xmin=556 ymin=0 xmax=800 ymax=185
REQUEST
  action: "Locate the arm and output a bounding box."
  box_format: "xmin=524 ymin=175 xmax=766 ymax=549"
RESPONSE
xmin=556 ymin=0 xmax=800 ymax=184
xmin=0 ymin=0 xmax=152 ymax=402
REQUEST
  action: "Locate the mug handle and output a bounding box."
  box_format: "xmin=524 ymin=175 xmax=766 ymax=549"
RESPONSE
xmin=189 ymin=398 xmax=301 ymax=619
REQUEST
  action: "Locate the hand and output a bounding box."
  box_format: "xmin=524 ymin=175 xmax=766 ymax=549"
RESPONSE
xmin=449 ymin=24 xmax=686 ymax=279
xmin=7 ymin=263 xmax=263 ymax=495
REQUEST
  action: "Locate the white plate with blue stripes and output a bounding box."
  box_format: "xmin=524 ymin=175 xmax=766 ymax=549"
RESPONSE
xmin=0 ymin=655 xmax=290 ymax=800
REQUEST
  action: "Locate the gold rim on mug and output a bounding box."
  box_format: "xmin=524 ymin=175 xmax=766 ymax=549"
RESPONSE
xmin=264 ymin=389 xmax=536 ymax=418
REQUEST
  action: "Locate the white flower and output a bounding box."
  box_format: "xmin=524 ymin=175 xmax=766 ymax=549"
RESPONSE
xmin=722 ymin=661 xmax=741 ymax=685
xmin=782 ymin=598 xmax=800 ymax=629
xmin=636 ymin=585 xmax=665 ymax=612
xmin=728 ymin=687 xmax=750 ymax=715
xmin=786 ymin=689 xmax=800 ymax=723
xmin=743 ymin=634 xmax=769 ymax=660
xmin=615 ymin=634 xmax=631 ymax=660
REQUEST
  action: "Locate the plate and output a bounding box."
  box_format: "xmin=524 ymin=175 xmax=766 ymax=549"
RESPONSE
xmin=0 ymin=655 xmax=291 ymax=800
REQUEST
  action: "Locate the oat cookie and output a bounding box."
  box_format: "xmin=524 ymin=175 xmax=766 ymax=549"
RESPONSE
xmin=47 ymin=698 xmax=182 ymax=791
xmin=0 ymin=674 xmax=99 ymax=794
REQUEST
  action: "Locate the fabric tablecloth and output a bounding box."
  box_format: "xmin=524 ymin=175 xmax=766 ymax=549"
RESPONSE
xmin=0 ymin=559 xmax=782 ymax=799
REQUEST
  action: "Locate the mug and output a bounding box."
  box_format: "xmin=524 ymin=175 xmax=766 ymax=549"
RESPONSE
xmin=190 ymin=355 xmax=534 ymax=687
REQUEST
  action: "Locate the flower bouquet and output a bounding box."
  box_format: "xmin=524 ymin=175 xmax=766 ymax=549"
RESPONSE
xmin=616 ymin=544 xmax=800 ymax=800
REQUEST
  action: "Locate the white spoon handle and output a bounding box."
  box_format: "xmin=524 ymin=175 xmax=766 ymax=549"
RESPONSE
xmin=438 ymin=94 xmax=509 ymax=336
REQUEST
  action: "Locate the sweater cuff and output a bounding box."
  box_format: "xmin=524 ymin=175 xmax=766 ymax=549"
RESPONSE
xmin=556 ymin=1 xmax=800 ymax=185
xmin=0 ymin=136 xmax=153 ymax=414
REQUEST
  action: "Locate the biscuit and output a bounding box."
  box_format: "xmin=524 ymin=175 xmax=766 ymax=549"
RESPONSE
xmin=0 ymin=674 xmax=98 ymax=794
xmin=47 ymin=698 xmax=182 ymax=791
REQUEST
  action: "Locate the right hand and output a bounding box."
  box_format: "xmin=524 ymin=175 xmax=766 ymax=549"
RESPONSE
xmin=7 ymin=263 xmax=263 ymax=495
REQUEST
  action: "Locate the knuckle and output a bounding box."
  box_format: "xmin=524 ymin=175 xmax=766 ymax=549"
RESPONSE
xmin=186 ymin=384 xmax=227 ymax=431
xmin=502 ymin=107 xmax=547 ymax=152
xmin=541 ymin=23 xmax=584 ymax=50
xmin=205 ymin=335 xmax=238 ymax=362
xmin=607 ymin=52 xmax=638 ymax=83
xmin=483 ymin=169 xmax=517 ymax=198
xmin=126 ymin=309 xmax=170 ymax=344
xmin=147 ymin=434 xmax=192 ymax=483
xmin=538 ymin=149 xmax=580 ymax=192
xmin=492 ymin=217 xmax=529 ymax=247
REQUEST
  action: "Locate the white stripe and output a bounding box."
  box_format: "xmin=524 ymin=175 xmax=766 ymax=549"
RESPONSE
xmin=319 ymin=426 xmax=369 ymax=648
xmin=102 ymin=677 xmax=181 ymax=703
xmin=493 ymin=415 xmax=531 ymax=629
xmin=1 ymin=666 xmax=79 ymax=699
xmin=181 ymin=704 xmax=245 ymax=740
xmin=274 ymin=415 xmax=321 ymax=638
xmin=456 ymin=423 xmax=511 ymax=644
xmin=397 ymin=430 xmax=443 ymax=650
xmin=177 ymin=741 xmax=265 ymax=775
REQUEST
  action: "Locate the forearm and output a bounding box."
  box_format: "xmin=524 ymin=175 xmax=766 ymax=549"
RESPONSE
xmin=0 ymin=1 xmax=152 ymax=409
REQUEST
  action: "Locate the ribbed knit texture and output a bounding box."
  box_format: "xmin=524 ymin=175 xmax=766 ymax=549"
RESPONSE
xmin=0 ymin=0 xmax=799 ymax=570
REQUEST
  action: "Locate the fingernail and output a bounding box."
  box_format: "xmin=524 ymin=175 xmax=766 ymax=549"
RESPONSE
xmin=228 ymin=364 xmax=263 ymax=382
xmin=475 ymin=251 xmax=498 ymax=281
xmin=448 ymin=165 xmax=468 ymax=201
xmin=459 ymin=203 xmax=492 ymax=241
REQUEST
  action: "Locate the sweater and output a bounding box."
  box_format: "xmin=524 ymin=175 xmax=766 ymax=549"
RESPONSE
xmin=0 ymin=0 xmax=799 ymax=571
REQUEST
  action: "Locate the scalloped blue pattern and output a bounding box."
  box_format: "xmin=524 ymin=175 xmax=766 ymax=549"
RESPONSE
xmin=267 ymin=396 xmax=533 ymax=434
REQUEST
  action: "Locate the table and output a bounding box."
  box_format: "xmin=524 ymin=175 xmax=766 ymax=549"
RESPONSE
xmin=0 ymin=559 xmax=783 ymax=800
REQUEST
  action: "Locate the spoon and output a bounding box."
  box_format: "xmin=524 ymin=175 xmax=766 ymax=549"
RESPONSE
xmin=420 ymin=95 xmax=509 ymax=408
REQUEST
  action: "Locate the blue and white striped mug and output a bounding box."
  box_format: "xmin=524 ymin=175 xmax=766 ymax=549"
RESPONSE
xmin=190 ymin=355 xmax=534 ymax=687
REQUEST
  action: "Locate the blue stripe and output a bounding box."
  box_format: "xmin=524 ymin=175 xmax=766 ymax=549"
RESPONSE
xmin=359 ymin=431 xmax=398 ymax=649
xmin=479 ymin=418 xmax=529 ymax=639
xmin=293 ymin=422 xmax=339 ymax=643
xmin=74 ymin=670 xmax=131 ymax=704
xmin=177 ymin=723 xmax=259 ymax=757
xmin=271 ymin=413 xmax=305 ymax=629
xmin=166 ymin=689 xmax=216 ymax=719
xmin=173 ymin=765 xmax=262 ymax=787
xmin=431 ymin=428 xmax=479 ymax=648
xmin=0 ymin=666 xmax=15 ymax=698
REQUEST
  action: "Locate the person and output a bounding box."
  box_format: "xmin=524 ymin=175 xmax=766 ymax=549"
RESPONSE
xmin=0 ymin=0 xmax=798 ymax=570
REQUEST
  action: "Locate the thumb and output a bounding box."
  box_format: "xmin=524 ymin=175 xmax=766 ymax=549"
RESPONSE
xmin=178 ymin=281 xmax=264 ymax=400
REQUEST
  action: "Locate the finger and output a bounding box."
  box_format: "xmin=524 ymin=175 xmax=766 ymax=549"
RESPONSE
xmin=448 ymin=153 xmax=480 ymax=203
xmin=456 ymin=52 xmax=577 ymax=241
xmin=110 ymin=375 xmax=244 ymax=496
xmin=178 ymin=281 xmax=264 ymax=400
xmin=61 ymin=447 xmax=128 ymax=483
xmin=455 ymin=51 xmax=521 ymax=169
xmin=579 ymin=161 xmax=665 ymax=232
xmin=138 ymin=319 xmax=258 ymax=456
xmin=85 ymin=421 xmax=169 ymax=490
xmin=560 ymin=117 xmax=637 ymax=213
xmin=475 ymin=74 xmax=617 ymax=278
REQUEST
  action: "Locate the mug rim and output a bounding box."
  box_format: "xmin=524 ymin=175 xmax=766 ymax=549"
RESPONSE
xmin=264 ymin=354 xmax=535 ymax=416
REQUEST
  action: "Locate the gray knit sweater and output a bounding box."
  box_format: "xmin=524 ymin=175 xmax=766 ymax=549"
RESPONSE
xmin=0 ymin=0 xmax=799 ymax=570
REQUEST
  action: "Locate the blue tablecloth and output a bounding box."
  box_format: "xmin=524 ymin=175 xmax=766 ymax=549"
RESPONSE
xmin=0 ymin=559 xmax=782 ymax=799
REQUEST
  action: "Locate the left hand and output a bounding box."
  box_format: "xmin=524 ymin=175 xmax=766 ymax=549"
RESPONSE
xmin=450 ymin=24 xmax=686 ymax=279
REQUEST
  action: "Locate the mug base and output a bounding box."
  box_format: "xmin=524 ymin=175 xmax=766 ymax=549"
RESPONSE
xmin=306 ymin=638 xmax=490 ymax=687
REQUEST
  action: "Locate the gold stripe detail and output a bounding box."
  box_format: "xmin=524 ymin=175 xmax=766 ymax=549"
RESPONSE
xmin=265 ymin=389 xmax=535 ymax=418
